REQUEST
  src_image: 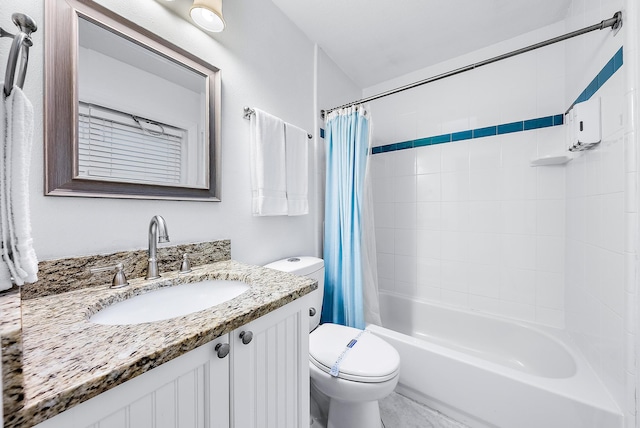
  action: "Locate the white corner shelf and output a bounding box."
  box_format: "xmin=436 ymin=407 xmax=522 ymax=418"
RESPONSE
xmin=530 ymin=155 xmax=572 ymax=167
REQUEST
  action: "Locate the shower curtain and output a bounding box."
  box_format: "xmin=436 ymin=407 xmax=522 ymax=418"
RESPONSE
xmin=322 ymin=105 xmax=381 ymax=329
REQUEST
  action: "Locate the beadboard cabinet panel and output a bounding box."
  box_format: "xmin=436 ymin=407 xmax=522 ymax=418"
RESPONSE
xmin=231 ymin=293 xmax=311 ymax=428
xmin=34 ymin=335 xmax=229 ymax=428
xmin=129 ymin=395 xmax=153 ymax=428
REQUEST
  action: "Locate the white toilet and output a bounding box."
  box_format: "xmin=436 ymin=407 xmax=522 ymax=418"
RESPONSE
xmin=265 ymin=257 xmax=400 ymax=428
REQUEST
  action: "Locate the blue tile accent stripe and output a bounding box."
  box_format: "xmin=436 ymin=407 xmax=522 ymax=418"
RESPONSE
xmin=452 ymin=130 xmax=472 ymax=141
xmin=371 ymin=46 xmax=622 ymax=156
xmin=473 ymin=126 xmax=497 ymax=138
xmin=524 ymin=116 xmax=554 ymax=130
xmin=396 ymin=141 xmax=413 ymax=151
xmin=414 ymin=137 xmax=431 ymax=148
xmin=371 ymin=114 xmax=562 ymax=154
xmin=553 ymin=114 xmax=564 ymax=126
xmin=573 ymin=46 xmax=623 ymax=106
xmin=497 ymin=121 xmax=523 ymax=134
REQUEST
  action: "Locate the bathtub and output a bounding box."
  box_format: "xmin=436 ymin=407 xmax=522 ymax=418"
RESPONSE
xmin=368 ymin=292 xmax=622 ymax=428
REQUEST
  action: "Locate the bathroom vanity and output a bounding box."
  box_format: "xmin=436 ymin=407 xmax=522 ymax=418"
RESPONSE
xmin=0 ymin=241 xmax=316 ymax=428
xmin=34 ymin=292 xmax=312 ymax=428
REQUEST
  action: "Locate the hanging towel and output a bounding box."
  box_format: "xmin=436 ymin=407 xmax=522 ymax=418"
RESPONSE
xmin=249 ymin=108 xmax=288 ymax=216
xmin=0 ymin=252 xmax=12 ymax=291
xmin=284 ymin=123 xmax=308 ymax=216
xmin=0 ymin=84 xmax=38 ymax=289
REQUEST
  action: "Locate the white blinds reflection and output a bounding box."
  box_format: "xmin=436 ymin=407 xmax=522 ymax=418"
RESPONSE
xmin=77 ymin=103 xmax=186 ymax=186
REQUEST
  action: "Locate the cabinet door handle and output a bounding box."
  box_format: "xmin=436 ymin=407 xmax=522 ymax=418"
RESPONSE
xmin=309 ymin=307 xmax=316 ymax=317
xmin=215 ymin=343 xmax=230 ymax=358
xmin=239 ymin=330 xmax=253 ymax=345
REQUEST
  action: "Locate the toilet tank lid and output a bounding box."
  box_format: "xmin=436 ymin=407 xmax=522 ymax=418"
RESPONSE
xmin=264 ymin=256 xmax=324 ymax=276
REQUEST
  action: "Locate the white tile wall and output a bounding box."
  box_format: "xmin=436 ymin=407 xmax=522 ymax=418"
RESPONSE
xmin=372 ymin=123 xmax=567 ymax=327
xmin=368 ymin=22 xmax=572 ymax=328
xmin=563 ymin=0 xmax=633 ymax=419
xmin=368 ymin=0 xmax=635 ymax=421
xmin=372 ymin=25 xmax=566 ymax=327
xmin=369 ymin=0 xmax=630 ymax=320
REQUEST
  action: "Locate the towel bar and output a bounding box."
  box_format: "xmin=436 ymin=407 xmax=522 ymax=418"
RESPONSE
xmin=243 ymin=106 xmax=313 ymax=139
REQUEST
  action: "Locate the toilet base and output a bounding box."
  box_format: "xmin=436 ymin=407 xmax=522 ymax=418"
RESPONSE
xmin=310 ymin=385 xmax=328 ymax=428
xmin=327 ymin=399 xmax=382 ymax=428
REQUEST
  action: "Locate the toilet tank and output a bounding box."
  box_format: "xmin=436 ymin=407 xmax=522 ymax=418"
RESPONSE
xmin=264 ymin=257 xmax=324 ymax=332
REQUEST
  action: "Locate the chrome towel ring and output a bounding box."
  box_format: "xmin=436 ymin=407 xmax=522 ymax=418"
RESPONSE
xmin=1 ymin=13 xmax=37 ymax=97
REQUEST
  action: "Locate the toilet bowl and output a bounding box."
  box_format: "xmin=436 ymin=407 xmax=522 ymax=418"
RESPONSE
xmin=264 ymin=257 xmax=400 ymax=428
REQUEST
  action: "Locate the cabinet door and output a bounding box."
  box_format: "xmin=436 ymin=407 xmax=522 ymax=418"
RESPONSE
xmin=230 ymin=294 xmax=311 ymax=428
xmin=35 ymin=335 xmax=230 ymax=428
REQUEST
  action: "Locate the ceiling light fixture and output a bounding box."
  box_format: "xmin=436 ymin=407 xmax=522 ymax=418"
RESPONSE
xmin=190 ymin=0 xmax=225 ymax=32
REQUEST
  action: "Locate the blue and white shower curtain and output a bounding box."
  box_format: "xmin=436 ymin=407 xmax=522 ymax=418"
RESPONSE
xmin=322 ymin=105 xmax=381 ymax=329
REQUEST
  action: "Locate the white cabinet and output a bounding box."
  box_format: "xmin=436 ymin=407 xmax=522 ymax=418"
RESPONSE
xmin=35 ymin=294 xmax=311 ymax=428
xmin=230 ymin=294 xmax=310 ymax=428
xmin=35 ymin=335 xmax=230 ymax=428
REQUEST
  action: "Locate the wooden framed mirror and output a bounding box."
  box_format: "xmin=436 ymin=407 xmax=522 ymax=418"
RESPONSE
xmin=45 ymin=0 xmax=221 ymax=201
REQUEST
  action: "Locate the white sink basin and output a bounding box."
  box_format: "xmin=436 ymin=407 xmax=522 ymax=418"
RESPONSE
xmin=90 ymin=280 xmax=250 ymax=325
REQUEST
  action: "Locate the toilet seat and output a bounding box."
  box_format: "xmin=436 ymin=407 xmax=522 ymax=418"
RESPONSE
xmin=309 ymin=324 xmax=400 ymax=383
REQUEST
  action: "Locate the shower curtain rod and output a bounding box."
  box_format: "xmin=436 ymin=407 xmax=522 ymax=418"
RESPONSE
xmin=321 ymin=11 xmax=623 ymax=119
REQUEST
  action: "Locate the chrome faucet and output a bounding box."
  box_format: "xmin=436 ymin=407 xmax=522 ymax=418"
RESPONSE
xmin=146 ymin=215 xmax=170 ymax=280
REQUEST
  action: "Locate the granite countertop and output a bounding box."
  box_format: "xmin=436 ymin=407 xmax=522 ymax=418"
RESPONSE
xmin=5 ymin=260 xmax=316 ymax=428
xmin=0 ymin=289 xmax=23 ymax=420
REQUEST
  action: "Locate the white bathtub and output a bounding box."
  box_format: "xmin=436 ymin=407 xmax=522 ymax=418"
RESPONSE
xmin=368 ymin=292 xmax=623 ymax=428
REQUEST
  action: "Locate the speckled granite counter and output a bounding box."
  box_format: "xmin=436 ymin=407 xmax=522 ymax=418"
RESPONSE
xmin=0 ymin=290 xmax=23 ymax=418
xmin=3 ymin=259 xmax=316 ymax=428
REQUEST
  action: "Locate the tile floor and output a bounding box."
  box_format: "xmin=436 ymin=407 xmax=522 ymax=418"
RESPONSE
xmin=379 ymin=392 xmax=470 ymax=428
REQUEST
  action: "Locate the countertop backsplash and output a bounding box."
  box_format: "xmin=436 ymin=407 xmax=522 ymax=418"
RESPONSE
xmin=20 ymin=240 xmax=231 ymax=300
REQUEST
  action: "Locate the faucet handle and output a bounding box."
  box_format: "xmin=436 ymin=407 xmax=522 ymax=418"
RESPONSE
xmin=90 ymin=262 xmax=129 ymax=289
xmin=179 ymin=252 xmax=203 ymax=274
xmin=179 ymin=253 xmax=192 ymax=274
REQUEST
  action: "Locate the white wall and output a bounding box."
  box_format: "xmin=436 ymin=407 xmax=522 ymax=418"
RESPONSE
xmin=563 ymin=0 xmax=635 ymax=423
xmin=367 ymin=22 xmax=568 ymax=328
xmin=316 ymin=47 xmax=362 ymax=113
xmin=2 ymin=0 xmax=321 ymax=266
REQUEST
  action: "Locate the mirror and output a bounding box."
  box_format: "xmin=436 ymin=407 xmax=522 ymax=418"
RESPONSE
xmin=45 ymin=0 xmax=221 ymax=201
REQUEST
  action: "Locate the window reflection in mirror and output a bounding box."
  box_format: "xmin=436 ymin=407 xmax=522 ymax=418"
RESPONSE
xmin=77 ymin=17 xmax=208 ymax=189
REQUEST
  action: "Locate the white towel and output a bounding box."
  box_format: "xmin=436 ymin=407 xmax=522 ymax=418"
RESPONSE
xmin=0 ymin=84 xmax=38 ymax=289
xmin=0 ymin=262 xmax=11 ymax=291
xmin=250 ymin=108 xmax=288 ymax=216
xmin=284 ymin=123 xmax=308 ymax=216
